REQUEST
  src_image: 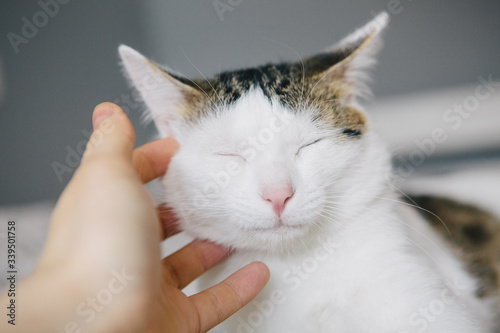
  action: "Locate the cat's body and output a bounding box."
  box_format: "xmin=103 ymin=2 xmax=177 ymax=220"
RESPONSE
xmin=119 ymin=12 xmax=499 ymax=332
xmin=197 ymin=200 xmax=493 ymax=332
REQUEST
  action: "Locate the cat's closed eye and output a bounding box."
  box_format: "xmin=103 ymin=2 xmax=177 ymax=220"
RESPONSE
xmin=296 ymin=138 xmax=323 ymax=156
xmin=215 ymin=152 xmax=246 ymax=161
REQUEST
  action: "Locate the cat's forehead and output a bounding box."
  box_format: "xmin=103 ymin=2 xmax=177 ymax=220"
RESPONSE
xmin=179 ymin=62 xmax=367 ymax=134
xmin=206 ymin=88 xmax=311 ymax=136
xmin=184 ymin=62 xmax=305 ymax=108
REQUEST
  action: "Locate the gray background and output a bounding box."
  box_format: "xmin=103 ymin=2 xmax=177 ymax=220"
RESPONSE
xmin=1 ymin=0 xmax=499 ymax=205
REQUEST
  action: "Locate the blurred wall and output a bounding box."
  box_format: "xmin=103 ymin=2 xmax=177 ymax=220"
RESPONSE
xmin=1 ymin=0 xmax=499 ymax=205
xmin=0 ymin=0 xmax=148 ymax=205
xmin=142 ymin=0 xmax=500 ymax=97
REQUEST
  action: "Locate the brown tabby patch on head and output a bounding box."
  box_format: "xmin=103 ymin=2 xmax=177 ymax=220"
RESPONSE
xmin=410 ymin=195 xmax=500 ymax=298
xmin=168 ymin=50 xmax=367 ymax=136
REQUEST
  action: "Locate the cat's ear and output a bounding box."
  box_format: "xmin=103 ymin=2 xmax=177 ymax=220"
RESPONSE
xmin=118 ymin=45 xmax=204 ymax=138
xmin=304 ymin=12 xmax=389 ymax=102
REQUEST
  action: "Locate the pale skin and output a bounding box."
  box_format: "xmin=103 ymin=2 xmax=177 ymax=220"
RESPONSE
xmin=1 ymin=102 xmax=270 ymax=333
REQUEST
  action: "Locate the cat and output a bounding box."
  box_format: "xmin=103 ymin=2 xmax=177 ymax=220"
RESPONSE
xmin=119 ymin=12 xmax=499 ymax=332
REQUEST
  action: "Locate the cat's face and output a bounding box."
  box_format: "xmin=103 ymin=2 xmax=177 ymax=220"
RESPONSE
xmin=162 ymin=89 xmax=386 ymax=253
xmin=120 ymin=13 xmax=391 ymax=253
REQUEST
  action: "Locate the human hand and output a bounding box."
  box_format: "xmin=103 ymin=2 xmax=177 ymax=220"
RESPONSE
xmin=3 ymin=103 xmax=269 ymax=333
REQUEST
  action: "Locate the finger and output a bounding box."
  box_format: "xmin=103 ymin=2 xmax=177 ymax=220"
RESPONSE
xmin=190 ymin=262 xmax=270 ymax=332
xmin=162 ymin=240 xmax=229 ymax=289
xmin=133 ymin=137 xmax=179 ymax=184
xmin=157 ymin=204 xmax=180 ymax=239
xmin=81 ymin=102 xmax=136 ymax=165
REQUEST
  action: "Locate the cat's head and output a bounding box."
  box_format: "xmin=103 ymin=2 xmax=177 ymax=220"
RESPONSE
xmin=119 ymin=13 xmax=391 ymax=253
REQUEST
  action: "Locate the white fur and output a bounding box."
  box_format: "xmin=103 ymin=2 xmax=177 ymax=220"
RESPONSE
xmin=120 ymin=13 xmax=496 ymax=333
xmin=162 ymin=89 xmax=385 ymax=252
xmin=162 ymin=89 xmax=493 ymax=332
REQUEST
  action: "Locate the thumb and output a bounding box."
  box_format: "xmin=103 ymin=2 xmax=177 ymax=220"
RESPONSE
xmin=38 ymin=103 xmax=138 ymax=266
xmin=82 ymin=102 xmax=136 ymax=164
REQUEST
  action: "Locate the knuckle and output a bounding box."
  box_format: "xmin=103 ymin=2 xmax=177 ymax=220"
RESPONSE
xmin=223 ymin=280 xmax=243 ymax=309
xmin=162 ymin=261 xmax=182 ymax=289
xmin=208 ymin=291 xmax=226 ymax=324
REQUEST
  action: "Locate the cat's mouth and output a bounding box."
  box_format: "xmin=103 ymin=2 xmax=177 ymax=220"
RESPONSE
xmin=253 ymin=223 xmax=306 ymax=232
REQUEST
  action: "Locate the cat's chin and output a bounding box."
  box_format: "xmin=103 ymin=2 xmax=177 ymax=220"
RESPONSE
xmin=223 ymin=223 xmax=314 ymax=253
xmin=250 ymin=223 xmax=306 ymax=232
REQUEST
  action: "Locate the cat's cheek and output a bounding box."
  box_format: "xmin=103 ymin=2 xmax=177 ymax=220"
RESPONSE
xmin=201 ymin=159 xmax=249 ymax=199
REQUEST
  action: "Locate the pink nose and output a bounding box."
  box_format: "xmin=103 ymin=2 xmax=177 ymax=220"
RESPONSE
xmin=262 ymin=185 xmax=294 ymax=217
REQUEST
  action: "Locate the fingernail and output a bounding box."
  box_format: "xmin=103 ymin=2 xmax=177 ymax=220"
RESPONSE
xmin=93 ymin=103 xmax=115 ymax=129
